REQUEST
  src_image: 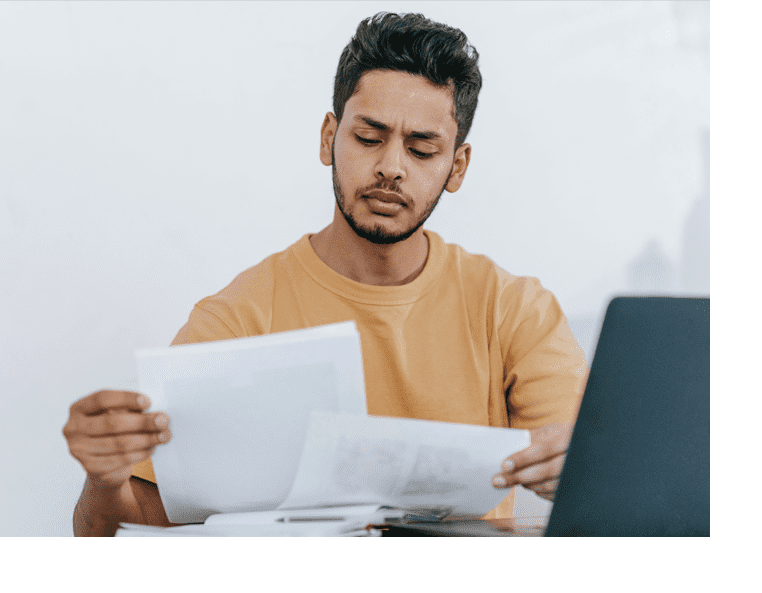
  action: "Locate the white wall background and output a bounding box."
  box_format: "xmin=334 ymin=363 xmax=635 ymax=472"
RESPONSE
xmin=0 ymin=1 xmax=708 ymax=536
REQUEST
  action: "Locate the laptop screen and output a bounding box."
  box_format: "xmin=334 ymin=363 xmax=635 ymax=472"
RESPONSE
xmin=545 ymin=297 xmax=709 ymax=536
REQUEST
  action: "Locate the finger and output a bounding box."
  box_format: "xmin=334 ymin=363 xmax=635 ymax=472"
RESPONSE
xmin=71 ymin=390 xmax=151 ymax=416
xmin=493 ymin=453 xmax=566 ymax=488
xmin=512 ymin=453 xmax=565 ymax=485
xmin=501 ymin=422 xmax=573 ymax=473
xmin=71 ymin=430 xmax=171 ymax=457
xmin=525 ymin=479 xmax=559 ymax=496
xmin=81 ymin=448 xmax=155 ymax=476
xmin=79 ymin=410 xmax=169 ymax=437
xmin=500 ymin=440 xmax=559 ymax=476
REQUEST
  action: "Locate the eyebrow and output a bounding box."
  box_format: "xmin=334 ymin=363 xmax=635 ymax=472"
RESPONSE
xmin=354 ymin=115 xmax=443 ymax=140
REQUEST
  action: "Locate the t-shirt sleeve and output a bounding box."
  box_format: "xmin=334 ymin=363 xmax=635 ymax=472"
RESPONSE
xmin=499 ymin=278 xmax=589 ymax=430
xmin=130 ymin=305 xmax=240 ymax=483
xmin=131 ymin=458 xmax=156 ymax=483
xmin=171 ymin=302 xmax=240 ymax=345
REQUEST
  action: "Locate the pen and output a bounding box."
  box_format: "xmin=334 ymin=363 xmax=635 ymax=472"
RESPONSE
xmin=277 ymin=516 xmax=347 ymax=523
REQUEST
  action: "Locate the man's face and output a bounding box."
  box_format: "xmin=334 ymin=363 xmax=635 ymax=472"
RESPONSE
xmin=323 ymin=70 xmax=469 ymax=244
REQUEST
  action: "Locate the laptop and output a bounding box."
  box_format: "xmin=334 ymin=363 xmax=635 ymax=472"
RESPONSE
xmin=544 ymin=296 xmax=710 ymax=536
xmin=384 ymin=296 xmax=710 ymax=537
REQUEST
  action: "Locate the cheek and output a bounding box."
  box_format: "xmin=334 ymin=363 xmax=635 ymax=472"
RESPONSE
xmin=334 ymin=159 xmax=356 ymax=193
xmin=435 ymin=160 xmax=451 ymax=178
xmin=335 ymin=146 xmax=365 ymax=186
xmin=421 ymin=160 xmax=452 ymax=191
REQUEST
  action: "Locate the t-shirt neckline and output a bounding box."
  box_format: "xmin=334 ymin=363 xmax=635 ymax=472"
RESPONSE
xmin=291 ymin=229 xmax=447 ymax=305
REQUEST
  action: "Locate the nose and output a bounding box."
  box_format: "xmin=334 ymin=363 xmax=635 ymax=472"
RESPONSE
xmin=376 ymin=139 xmax=406 ymax=182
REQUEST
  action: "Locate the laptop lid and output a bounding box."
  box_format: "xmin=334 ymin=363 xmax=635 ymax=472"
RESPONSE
xmin=545 ymin=297 xmax=710 ymax=536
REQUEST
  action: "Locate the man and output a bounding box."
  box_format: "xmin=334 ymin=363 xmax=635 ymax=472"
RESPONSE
xmin=63 ymin=12 xmax=587 ymax=537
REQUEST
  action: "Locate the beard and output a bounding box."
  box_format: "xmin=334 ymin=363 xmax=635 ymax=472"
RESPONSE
xmin=332 ymin=145 xmax=452 ymax=245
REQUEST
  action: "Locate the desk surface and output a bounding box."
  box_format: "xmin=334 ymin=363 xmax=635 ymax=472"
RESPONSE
xmin=381 ymin=516 xmax=549 ymax=537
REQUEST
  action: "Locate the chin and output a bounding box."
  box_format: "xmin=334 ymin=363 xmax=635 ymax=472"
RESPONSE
xmin=350 ymin=218 xmax=421 ymax=245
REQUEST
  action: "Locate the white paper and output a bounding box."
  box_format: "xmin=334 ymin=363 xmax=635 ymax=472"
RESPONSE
xmin=281 ymin=412 xmax=531 ymax=517
xmin=116 ymin=522 xmax=381 ymax=537
xmin=203 ymin=504 xmax=386 ymax=525
xmin=135 ymin=322 xmax=367 ymax=523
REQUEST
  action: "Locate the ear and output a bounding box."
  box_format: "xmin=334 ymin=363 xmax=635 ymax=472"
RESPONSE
xmin=320 ymin=113 xmax=338 ymax=166
xmin=445 ymin=143 xmax=471 ymax=193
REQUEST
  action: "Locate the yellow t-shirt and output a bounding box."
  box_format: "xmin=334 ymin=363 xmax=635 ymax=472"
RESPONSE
xmin=133 ymin=230 xmax=588 ymax=518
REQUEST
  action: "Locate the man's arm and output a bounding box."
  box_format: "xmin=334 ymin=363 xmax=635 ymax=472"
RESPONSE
xmin=494 ymin=279 xmax=588 ymax=501
xmin=73 ymin=476 xmax=173 ymax=537
xmin=64 ymin=390 xmax=174 ymax=536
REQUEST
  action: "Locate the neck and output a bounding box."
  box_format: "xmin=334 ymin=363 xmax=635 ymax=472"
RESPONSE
xmin=309 ymin=210 xmax=430 ymax=286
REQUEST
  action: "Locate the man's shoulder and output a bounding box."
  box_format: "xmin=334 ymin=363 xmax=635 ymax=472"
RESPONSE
xmin=438 ymin=235 xmax=532 ymax=290
xmin=173 ymin=237 xmax=309 ymax=343
xmin=435 ymin=234 xmax=553 ymax=314
xmin=190 ymin=237 xmax=305 ymax=327
xmin=205 ymin=238 xmax=303 ymax=302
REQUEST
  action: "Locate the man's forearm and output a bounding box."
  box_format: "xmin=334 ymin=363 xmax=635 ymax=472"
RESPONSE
xmin=73 ymin=477 xmax=147 ymax=537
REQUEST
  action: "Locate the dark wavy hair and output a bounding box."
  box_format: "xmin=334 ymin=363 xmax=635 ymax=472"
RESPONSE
xmin=333 ymin=12 xmax=482 ymax=149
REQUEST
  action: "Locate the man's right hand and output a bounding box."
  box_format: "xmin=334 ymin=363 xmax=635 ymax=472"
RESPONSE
xmin=63 ymin=390 xmax=171 ymax=488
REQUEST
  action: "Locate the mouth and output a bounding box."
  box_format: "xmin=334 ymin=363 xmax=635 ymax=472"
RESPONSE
xmin=363 ymin=190 xmax=406 ymax=206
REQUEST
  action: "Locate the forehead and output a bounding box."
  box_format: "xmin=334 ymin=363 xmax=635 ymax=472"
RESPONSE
xmin=344 ymin=70 xmax=457 ymax=138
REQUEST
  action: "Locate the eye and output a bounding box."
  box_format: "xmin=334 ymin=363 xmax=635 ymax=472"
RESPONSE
xmin=410 ymin=148 xmax=435 ymax=159
xmin=355 ymin=135 xmax=380 ymax=145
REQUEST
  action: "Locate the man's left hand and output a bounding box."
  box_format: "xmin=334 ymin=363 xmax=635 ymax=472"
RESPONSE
xmin=492 ymin=422 xmax=574 ymax=501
